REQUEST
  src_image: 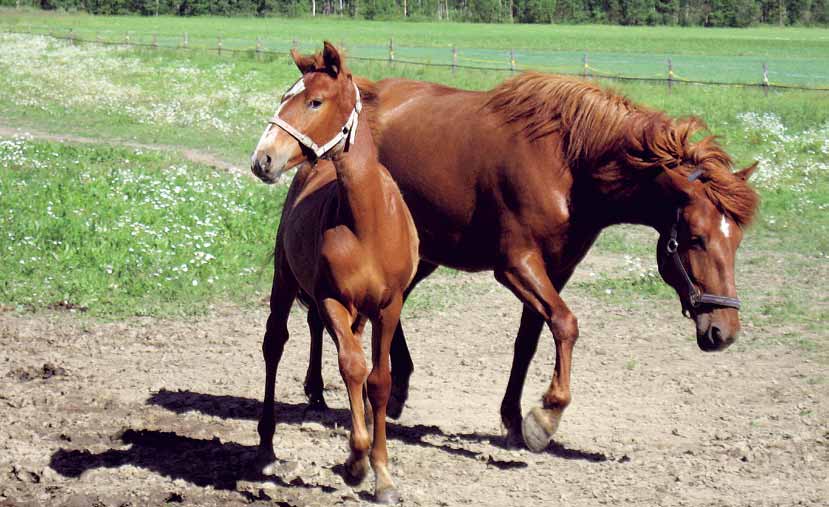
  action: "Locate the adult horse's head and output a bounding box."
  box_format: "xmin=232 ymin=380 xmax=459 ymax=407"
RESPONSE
xmin=633 ymin=119 xmax=760 ymax=351
xmin=251 ymin=41 xmax=358 ymax=183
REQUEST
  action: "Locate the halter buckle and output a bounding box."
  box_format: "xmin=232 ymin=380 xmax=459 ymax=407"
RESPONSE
xmin=666 ymin=238 xmax=678 ymax=253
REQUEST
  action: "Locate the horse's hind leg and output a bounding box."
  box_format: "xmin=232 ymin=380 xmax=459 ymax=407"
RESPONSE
xmin=320 ymin=298 xmax=370 ymax=487
xmin=367 ymin=296 xmax=403 ymax=504
xmin=303 ymin=306 xmax=327 ymax=411
xmin=387 ymin=260 xmax=438 ymax=419
xmin=256 ymin=259 xmax=297 ymax=469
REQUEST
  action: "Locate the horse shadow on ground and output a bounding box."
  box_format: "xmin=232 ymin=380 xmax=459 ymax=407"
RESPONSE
xmin=49 ymin=389 xmax=607 ymax=495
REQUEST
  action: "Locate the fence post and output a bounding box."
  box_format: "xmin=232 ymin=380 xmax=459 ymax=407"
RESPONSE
xmin=583 ymin=53 xmax=589 ymax=79
xmin=389 ymin=38 xmax=394 ymax=63
xmin=255 ymin=37 xmax=262 ymax=60
xmin=667 ymin=58 xmax=673 ymax=94
xmin=217 ymin=35 xmax=222 ymax=56
xmin=510 ymin=49 xmax=516 ymax=74
xmin=68 ymin=28 xmax=75 ymax=45
xmin=183 ymin=32 xmax=188 ymax=49
xmin=125 ymin=33 xmax=130 ymax=46
xmin=452 ymin=45 xmax=457 ymax=75
xmin=762 ymin=62 xmax=769 ymax=97
xmin=152 ymin=33 xmax=158 ymax=49
xmin=292 ymin=38 xmax=298 ymax=50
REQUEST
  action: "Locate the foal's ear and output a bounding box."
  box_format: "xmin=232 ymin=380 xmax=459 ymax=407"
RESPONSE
xmin=322 ymin=41 xmax=343 ymax=76
xmin=734 ymin=161 xmax=758 ymax=182
xmin=291 ymin=48 xmax=317 ymax=74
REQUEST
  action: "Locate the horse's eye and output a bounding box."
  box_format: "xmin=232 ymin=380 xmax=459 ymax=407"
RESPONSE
xmin=690 ymin=236 xmax=706 ymax=249
xmin=308 ymin=99 xmax=323 ymax=110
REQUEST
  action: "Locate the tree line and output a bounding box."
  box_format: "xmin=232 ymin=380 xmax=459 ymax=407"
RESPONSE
xmin=8 ymin=0 xmax=829 ymax=26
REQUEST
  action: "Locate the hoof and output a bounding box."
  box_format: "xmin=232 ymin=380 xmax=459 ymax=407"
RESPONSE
xmin=342 ymin=456 xmax=369 ymax=486
xmin=375 ymin=486 xmax=401 ymax=504
xmin=504 ymin=426 xmax=525 ymax=449
xmin=252 ymin=446 xmax=278 ymax=475
xmin=304 ymin=396 xmax=328 ymax=413
xmin=522 ymin=407 xmax=562 ymax=453
xmin=386 ymin=379 xmax=409 ymax=420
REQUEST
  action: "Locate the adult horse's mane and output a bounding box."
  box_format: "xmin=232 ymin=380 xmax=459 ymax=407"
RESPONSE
xmin=486 ymin=72 xmax=758 ymax=226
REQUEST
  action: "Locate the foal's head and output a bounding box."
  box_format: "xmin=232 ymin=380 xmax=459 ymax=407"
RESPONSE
xmin=251 ymin=41 xmax=357 ymax=183
xmin=648 ymin=135 xmax=759 ymax=352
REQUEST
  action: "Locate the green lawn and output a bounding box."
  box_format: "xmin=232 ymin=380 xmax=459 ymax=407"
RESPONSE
xmin=2 ymin=10 xmax=829 ymax=85
xmin=0 ymin=25 xmax=826 ymax=337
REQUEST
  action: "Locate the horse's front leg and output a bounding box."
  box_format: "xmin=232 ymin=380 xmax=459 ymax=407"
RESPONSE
xmin=303 ymin=307 xmax=327 ymax=411
xmin=495 ymin=250 xmax=579 ymax=452
xmin=387 ymin=260 xmax=438 ymax=419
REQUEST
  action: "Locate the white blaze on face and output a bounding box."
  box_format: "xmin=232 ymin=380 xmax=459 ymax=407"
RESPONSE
xmin=720 ymin=214 xmax=731 ymax=239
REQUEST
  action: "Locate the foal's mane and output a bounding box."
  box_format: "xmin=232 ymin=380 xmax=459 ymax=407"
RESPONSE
xmin=486 ymin=72 xmax=758 ymax=226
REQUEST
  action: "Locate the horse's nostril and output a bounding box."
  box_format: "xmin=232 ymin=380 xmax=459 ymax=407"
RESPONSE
xmin=710 ymin=325 xmax=723 ymax=343
xmin=265 ymin=154 xmax=272 ymax=165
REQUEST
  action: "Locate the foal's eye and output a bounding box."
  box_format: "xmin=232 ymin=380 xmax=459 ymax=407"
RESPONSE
xmin=308 ymin=99 xmax=323 ymax=110
xmin=690 ymin=236 xmax=706 ymax=249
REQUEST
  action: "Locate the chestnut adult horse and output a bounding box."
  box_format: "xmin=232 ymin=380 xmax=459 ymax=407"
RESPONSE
xmin=252 ymin=69 xmax=759 ymax=452
xmin=252 ymin=43 xmax=418 ymax=503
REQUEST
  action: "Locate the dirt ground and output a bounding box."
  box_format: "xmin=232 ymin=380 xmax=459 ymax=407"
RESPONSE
xmin=1 ymin=263 xmax=826 ymax=507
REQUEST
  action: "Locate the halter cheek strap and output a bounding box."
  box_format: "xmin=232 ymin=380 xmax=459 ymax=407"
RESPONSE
xmin=665 ymin=169 xmax=742 ymax=318
xmin=269 ymin=78 xmax=362 ymax=160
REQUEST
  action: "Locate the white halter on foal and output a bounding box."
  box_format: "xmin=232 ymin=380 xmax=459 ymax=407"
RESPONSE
xmin=269 ymin=78 xmax=362 ymax=160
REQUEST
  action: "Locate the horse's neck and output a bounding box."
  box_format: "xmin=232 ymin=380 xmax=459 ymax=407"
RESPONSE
xmin=583 ymin=163 xmax=674 ymax=231
xmin=331 ymin=123 xmax=384 ymax=233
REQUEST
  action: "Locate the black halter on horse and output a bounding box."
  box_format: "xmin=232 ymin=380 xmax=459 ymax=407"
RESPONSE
xmin=663 ymin=169 xmax=742 ymax=318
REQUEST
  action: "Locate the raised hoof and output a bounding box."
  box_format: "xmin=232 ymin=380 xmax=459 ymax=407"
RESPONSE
xmin=522 ymin=407 xmax=562 ymax=453
xmin=342 ymin=457 xmax=369 ymax=487
xmin=386 ymin=379 xmax=409 ymax=420
xmin=375 ymin=486 xmax=401 ymax=505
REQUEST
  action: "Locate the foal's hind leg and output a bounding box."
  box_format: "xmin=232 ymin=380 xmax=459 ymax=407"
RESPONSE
xmin=256 ymin=260 xmax=297 ymax=469
xmin=303 ymin=307 xmax=327 ymax=411
xmin=320 ymin=298 xmax=371 ymax=486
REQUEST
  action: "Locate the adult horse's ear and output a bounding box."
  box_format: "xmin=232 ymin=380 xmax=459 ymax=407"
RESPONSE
xmin=659 ymin=166 xmax=694 ymax=202
xmin=291 ymin=49 xmax=317 ymax=74
xmin=322 ymin=41 xmax=342 ymax=76
xmin=734 ymin=161 xmax=758 ymax=182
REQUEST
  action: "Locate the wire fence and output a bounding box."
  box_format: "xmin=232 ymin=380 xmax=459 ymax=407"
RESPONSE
xmin=4 ymin=24 xmax=829 ymax=93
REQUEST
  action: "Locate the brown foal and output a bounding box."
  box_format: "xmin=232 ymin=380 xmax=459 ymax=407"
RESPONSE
xmin=250 ymin=43 xmax=418 ymax=503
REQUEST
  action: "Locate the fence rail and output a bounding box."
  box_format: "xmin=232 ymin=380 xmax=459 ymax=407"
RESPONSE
xmin=4 ymin=26 xmax=829 ymax=93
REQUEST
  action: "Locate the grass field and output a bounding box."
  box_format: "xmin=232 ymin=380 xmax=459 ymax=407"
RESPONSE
xmin=2 ymin=10 xmax=829 ymax=85
xmin=0 ymin=23 xmax=826 ymax=348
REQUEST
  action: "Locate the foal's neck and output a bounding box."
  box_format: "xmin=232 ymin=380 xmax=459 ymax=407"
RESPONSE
xmin=330 ymin=121 xmax=385 ymax=230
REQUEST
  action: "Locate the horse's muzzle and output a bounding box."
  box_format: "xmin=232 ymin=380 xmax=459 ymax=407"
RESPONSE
xmin=697 ymin=324 xmax=737 ymax=352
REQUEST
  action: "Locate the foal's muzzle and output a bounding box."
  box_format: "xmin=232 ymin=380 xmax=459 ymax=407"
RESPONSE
xmin=251 ymin=154 xmax=276 ymax=182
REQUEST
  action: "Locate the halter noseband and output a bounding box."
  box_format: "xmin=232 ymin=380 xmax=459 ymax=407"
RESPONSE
xmin=269 ymin=78 xmax=362 ymax=160
xmin=664 ymin=169 xmax=741 ymax=318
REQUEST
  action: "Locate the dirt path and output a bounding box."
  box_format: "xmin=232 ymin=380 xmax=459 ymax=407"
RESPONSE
xmin=0 ymin=125 xmax=248 ymax=177
xmin=1 ymin=270 xmax=826 ymax=507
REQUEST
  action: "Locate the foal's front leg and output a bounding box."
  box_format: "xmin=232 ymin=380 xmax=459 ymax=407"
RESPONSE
xmin=320 ymin=298 xmax=371 ymax=486
xmin=367 ymin=296 xmax=403 ymax=504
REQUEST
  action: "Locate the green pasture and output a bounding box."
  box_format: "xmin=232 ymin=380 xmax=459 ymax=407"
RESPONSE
xmin=0 ymin=26 xmax=826 ymax=352
xmin=2 ymin=10 xmax=829 ymax=85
